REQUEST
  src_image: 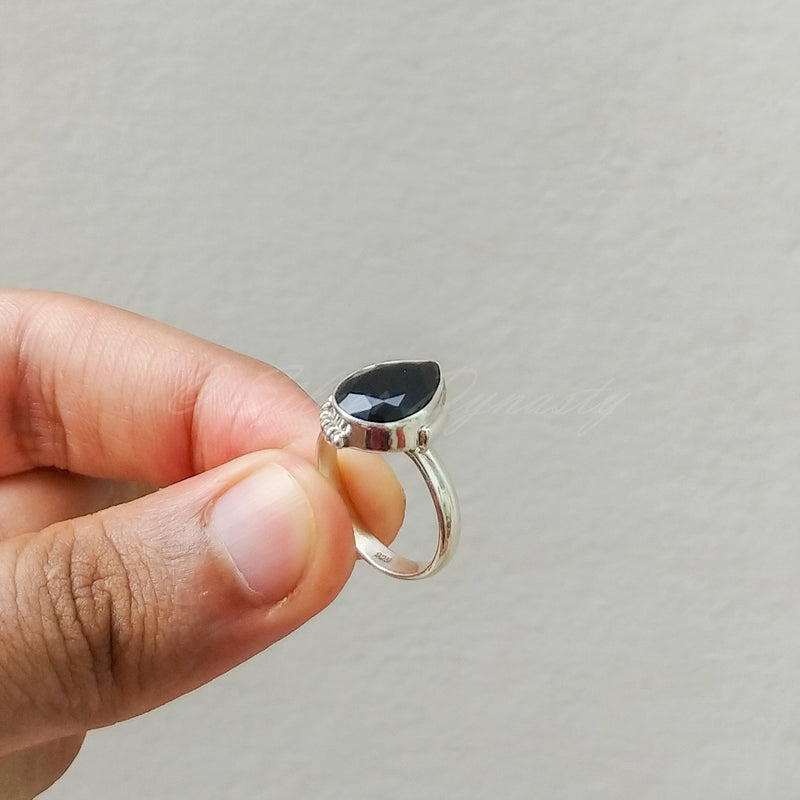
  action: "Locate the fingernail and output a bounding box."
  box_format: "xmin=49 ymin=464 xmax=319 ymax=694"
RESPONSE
xmin=210 ymin=464 xmax=314 ymax=601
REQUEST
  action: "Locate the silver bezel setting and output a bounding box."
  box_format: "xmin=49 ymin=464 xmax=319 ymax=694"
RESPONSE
xmin=320 ymin=359 xmax=446 ymax=452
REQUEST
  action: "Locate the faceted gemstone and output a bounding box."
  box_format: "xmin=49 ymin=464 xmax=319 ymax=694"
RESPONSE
xmin=335 ymin=361 xmax=441 ymax=423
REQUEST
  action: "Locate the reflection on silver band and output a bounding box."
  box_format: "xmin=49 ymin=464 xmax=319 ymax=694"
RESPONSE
xmin=316 ymin=435 xmax=459 ymax=579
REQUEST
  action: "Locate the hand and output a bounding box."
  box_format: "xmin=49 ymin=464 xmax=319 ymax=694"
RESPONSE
xmin=0 ymin=290 xmax=404 ymax=799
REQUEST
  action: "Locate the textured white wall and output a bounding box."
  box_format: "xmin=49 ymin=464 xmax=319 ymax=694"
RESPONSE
xmin=2 ymin=2 xmax=800 ymax=797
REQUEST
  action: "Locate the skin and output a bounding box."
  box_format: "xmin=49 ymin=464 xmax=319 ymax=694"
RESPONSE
xmin=0 ymin=290 xmax=405 ymax=799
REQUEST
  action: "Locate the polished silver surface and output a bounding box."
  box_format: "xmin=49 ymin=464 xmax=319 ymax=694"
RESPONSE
xmin=317 ymin=360 xmax=459 ymax=580
xmin=320 ymin=359 xmax=447 ymax=453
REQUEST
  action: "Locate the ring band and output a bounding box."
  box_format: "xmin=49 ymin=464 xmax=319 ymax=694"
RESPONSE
xmin=316 ymin=360 xmax=459 ymax=580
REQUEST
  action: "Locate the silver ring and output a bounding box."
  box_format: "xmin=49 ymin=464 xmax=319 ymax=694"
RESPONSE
xmin=316 ymin=360 xmax=459 ymax=580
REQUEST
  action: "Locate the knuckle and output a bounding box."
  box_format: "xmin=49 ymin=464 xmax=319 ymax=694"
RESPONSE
xmin=28 ymin=515 xmax=165 ymax=724
xmin=9 ymin=306 xmax=72 ymax=470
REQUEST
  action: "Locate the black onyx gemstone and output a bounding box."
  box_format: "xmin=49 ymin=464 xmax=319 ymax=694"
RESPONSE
xmin=335 ymin=361 xmax=441 ymax=423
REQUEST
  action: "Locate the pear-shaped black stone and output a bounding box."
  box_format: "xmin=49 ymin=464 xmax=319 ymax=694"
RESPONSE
xmin=335 ymin=361 xmax=441 ymax=423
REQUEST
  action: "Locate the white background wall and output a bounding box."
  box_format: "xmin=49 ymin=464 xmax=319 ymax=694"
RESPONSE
xmin=2 ymin=2 xmax=800 ymax=797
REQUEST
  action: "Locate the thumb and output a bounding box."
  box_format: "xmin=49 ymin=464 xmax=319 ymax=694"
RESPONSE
xmin=0 ymin=450 xmax=356 ymax=755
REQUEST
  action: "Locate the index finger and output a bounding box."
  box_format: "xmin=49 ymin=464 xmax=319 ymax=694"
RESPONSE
xmin=0 ymin=289 xmax=324 ymax=484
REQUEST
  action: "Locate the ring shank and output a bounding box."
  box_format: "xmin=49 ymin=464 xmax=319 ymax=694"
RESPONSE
xmin=316 ymin=434 xmax=459 ymax=580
